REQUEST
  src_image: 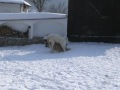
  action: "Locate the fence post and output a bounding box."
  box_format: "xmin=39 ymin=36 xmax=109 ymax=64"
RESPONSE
xmin=28 ymin=24 xmax=33 ymax=39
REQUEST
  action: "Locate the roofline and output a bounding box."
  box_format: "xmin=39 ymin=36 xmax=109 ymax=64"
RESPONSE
xmin=0 ymin=17 xmax=66 ymax=21
xmin=0 ymin=13 xmax=67 ymax=21
xmin=23 ymin=1 xmax=31 ymax=6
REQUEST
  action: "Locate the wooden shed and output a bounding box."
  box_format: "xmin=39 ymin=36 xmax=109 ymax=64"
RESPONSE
xmin=67 ymin=0 xmax=120 ymax=42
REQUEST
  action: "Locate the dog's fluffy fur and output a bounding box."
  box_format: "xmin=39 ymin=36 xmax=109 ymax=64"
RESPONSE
xmin=44 ymin=34 xmax=69 ymax=52
xmin=44 ymin=40 xmax=70 ymax=52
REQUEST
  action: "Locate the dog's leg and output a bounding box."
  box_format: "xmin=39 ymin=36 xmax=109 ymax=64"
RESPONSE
xmin=44 ymin=40 xmax=48 ymax=47
xmin=49 ymin=42 xmax=55 ymax=53
xmin=60 ymin=43 xmax=66 ymax=52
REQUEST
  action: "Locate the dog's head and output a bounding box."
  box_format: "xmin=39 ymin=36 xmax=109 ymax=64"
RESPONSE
xmin=43 ymin=39 xmax=48 ymax=47
xmin=43 ymin=35 xmax=51 ymax=48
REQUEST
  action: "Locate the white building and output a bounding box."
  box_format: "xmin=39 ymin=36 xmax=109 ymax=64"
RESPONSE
xmin=0 ymin=0 xmax=31 ymax=13
xmin=0 ymin=12 xmax=67 ymax=39
xmin=0 ymin=0 xmax=67 ymax=39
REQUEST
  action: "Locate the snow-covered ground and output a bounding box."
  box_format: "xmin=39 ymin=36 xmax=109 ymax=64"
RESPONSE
xmin=0 ymin=42 xmax=120 ymax=90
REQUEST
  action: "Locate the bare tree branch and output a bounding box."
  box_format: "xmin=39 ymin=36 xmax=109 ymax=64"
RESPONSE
xmin=29 ymin=0 xmax=49 ymax=12
xmin=48 ymin=2 xmax=68 ymax=14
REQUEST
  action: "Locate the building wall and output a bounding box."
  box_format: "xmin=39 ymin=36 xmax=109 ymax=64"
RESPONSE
xmin=0 ymin=3 xmax=21 ymax=13
xmin=1 ymin=18 xmax=67 ymax=38
xmin=0 ymin=13 xmax=67 ymax=39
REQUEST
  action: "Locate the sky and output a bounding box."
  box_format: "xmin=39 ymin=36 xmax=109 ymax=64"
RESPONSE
xmin=47 ymin=0 xmax=68 ymax=6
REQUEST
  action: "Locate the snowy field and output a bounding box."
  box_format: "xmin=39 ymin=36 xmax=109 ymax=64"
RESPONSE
xmin=0 ymin=42 xmax=120 ymax=90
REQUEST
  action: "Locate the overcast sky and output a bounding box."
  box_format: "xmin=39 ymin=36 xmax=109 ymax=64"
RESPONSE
xmin=26 ymin=0 xmax=68 ymax=12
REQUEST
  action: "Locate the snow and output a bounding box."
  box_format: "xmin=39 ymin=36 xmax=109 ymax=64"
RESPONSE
xmin=0 ymin=12 xmax=67 ymax=20
xmin=0 ymin=42 xmax=120 ymax=90
xmin=0 ymin=0 xmax=24 ymax=3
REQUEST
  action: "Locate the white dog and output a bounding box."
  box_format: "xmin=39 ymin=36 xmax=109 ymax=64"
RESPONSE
xmin=44 ymin=34 xmax=68 ymax=52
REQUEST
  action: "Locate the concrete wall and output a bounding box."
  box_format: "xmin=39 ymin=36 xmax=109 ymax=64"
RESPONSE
xmin=3 ymin=22 xmax=29 ymax=32
xmin=1 ymin=18 xmax=67 ymax=39
xmin=0 ymin=13 xmax=67 ymax=46
xmin=0 ymin=37 xmax=44 ymax=46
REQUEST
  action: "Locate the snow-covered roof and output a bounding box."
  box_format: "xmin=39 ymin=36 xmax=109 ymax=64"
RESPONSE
xmin=0 ymin=12 xmax=67 ymax=21
xmin=23 ymin=1 xmax=31 ymax=6
xmin=0 ymin=0 xmax=31 ymax=6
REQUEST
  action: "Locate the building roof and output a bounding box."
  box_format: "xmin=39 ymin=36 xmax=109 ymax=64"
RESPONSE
xmin=0 ymin=0 xmax=31 ymax=6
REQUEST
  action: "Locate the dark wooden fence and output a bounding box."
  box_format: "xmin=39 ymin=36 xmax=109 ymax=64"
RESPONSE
xmin=67 ymin=0 xmax=120 ymax=43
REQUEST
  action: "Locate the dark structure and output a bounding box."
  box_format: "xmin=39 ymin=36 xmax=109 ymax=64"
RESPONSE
xmin=67 ymin=0 xmax=120 ymax=42
xmin=0 ymin=25 xmax=29 ymax=38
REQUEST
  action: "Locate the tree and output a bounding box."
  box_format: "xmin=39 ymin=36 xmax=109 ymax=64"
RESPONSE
xmin=29 ymin=0 xmax=49 ymax=12
xmin=48 ymin=2 xmax=68 ymax=14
